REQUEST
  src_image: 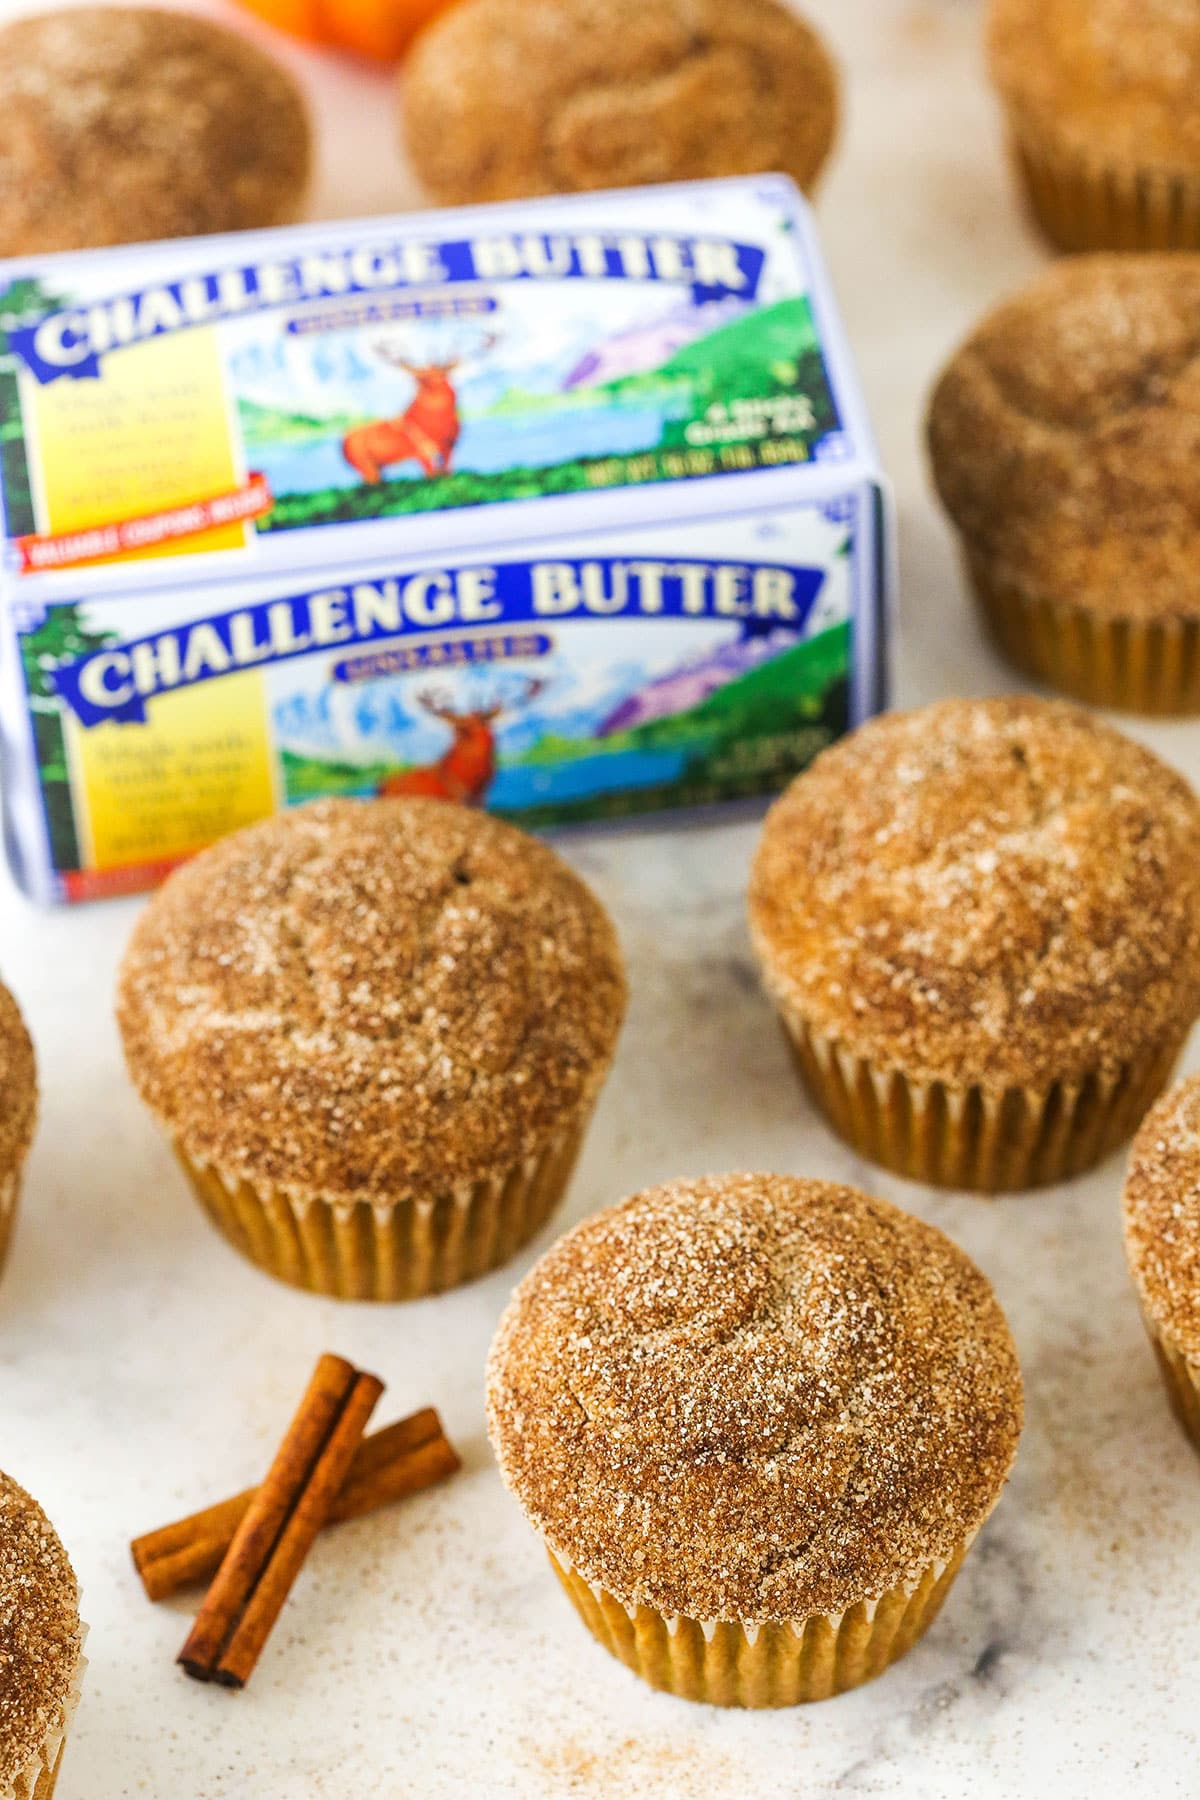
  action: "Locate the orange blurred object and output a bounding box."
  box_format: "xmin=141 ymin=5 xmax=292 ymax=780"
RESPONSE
xmin=234 ymin=0 xmax=456 ymax=61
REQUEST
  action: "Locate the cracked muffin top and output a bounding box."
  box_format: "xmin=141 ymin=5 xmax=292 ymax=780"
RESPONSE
xmin=116 ymin=798 xmax=626 ymax=1204
xmin=988 ymin=0 xmax=1200 ymax=172
xmin=749 ymin=697 xmax=1200 ymax=1091
xmin=401 ymin=0 xmax=837 ymax=205
xmin=928 ymin=256 xmax=1200 ymax=620
xmin=0 ymin=7 xmax=311 ymax=254
xmin=487 ymin=1173 xmax=1023 ymax=1622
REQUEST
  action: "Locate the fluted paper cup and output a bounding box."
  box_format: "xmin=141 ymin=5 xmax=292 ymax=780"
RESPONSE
xmin=0 ymin=1171 xmax=22 ymax=1283
xmin=6 ymin=1629 xmax=86 ymax=1800
xmin=175 ymin=1116 xmax=591 ymax=1301
xmin=778 ymin=1011 xmax=1185 ymax=1193
xmin=547 ymin=1544 xmax=970 ymax=1707
xmin=1005 ymin=122 xmax=1200 ymax=254
xmin=965 ymin=548 xmax=1200 ymax=716
xmin=1139 ymin=1316 xmax=1200 ymax=1453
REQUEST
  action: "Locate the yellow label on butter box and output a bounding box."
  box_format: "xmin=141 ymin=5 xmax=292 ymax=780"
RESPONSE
xmin=68 ymin=668 xmax=276 ymax=870
xmin=22 ymin=327 xmax=247 ymax=565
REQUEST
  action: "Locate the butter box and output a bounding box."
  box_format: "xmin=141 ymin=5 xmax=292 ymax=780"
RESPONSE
xmin=0 ymin=177 xmax=891 ymax=902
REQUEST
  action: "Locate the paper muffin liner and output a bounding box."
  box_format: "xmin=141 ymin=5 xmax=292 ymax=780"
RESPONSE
xmin=777 ymin=1012 xmax=1186 ymax=1193
xmin=7 ymin=1627 xmax=86 ymax=1800
xmin=965 ymin=549 xmax=1200 ymax=716
xmin=547 ymin=1543 xmax=969 ymax=1707
xmin=1139 ymin=1316 xmax=1200 ymax=1453
xmin=0 ymin=1170 xmax=22 ymax=1283
xmin=173 ymin=1115 xmax=592 ymax=1301
xmin=1003 ymin=120 xmax=1200 ymax=253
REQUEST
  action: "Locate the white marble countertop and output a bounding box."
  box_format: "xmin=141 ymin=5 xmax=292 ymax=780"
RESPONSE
xmin=2 ymin=1 xmax=1197 ymax=1794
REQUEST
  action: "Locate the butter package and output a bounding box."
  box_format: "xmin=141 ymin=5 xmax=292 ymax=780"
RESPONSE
xmin=0 ymin=177 xmax=890 ymax=902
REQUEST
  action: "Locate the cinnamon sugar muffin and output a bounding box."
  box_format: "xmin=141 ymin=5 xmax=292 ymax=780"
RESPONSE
xmin=749 ymin=698 xmax=1200 ymax=1192
xmin=929 ymin=257 xmax=1200 ymax=713
xmin=401 ymin=0 xmax=838 ymax=206
xmin=988 ymin=0 xmax=1200 ymax=252
xmin=116 ymin=798 xmax=626 ymax=1301
xmin=1123 ymin=1076 xmax=1200 ymax=1450
xmin=0 ymin=982 xmax=36 ymax=1284
xmin=0 ymin=1471 xmax=84 ymax=1800
xmin=0 ymin=8 xmax=312 ymax=254
xmin=488 ymin=1174 xmax=1023 ymax=1706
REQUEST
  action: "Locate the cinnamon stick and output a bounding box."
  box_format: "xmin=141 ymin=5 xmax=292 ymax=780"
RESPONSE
xmin=178 ymin=1353 xmax=383 ymax=1688
xmin=133 ymin=1408 xmax=459 ymax=1603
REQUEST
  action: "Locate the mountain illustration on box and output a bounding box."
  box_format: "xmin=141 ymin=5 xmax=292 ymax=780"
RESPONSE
xmin=277 ymin=622 xmax=851 ymax=826
xmin=241 ymin=296 xmax=838 ymax=533
xmin=598 ymin=628 xmax=802 ymax=734
xmin=562 ymin=297 xmax=745 ymax=389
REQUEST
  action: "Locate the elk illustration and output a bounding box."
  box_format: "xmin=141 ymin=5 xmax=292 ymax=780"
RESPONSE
xmin=342 ymin=337 xmax=494 ymax=485
xmin=378 ymin=678 xmax=547 ymax=807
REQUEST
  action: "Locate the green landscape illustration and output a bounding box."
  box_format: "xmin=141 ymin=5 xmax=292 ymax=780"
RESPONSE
xmin=279 ymin=622 xmax=851 ymax=829
xmin=241 ymin=296 xmax=840 ymax=532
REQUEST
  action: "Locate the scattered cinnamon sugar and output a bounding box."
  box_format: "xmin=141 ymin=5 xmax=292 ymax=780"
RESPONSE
xmin=0 ymin=7 xmax=311 ymax=254
xmin=0 ymin=981 xmax=36 ymax=1186
xmin=0 ymin=1472 xmax=82 ymax=1788
xmin=487 ymin=1174 xmax=1023 ymax=1623
xmin=116 ymin=798 xmax=627 ymax=1204
xmin=749 ymin=697 xmax=1200 ymax=1091
xmin=522 ymin=1733 xmax=744 ymax=1797
xmin=988 ymin=0 xmax=1200 ymax=170
xmin=1123 ymin=1076 xmax=1200 ymax=1363
xmin=402 ymin=0 xmax=838 ymax=205
xmin=928 ymin=256 xmax=1200 ymax=620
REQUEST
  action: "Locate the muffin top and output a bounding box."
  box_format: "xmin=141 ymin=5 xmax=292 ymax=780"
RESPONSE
xmin=749 ymin=697 xmax=1200 ymax=1092
xmin=928 ymin=257 xmax=1200 ymax=622
xmin=0 ymin=980 xmax=36 ymax=1184
xmin=488 ymin=1174 xmax=1022 ymax=1622
xmin=0 ymin=1472 xmax=82 ymax=1790
xmin=1123 ymin=1076 xmax=1200 ymax=1363
xmin=988 ymin=0 xmax=1200 ymax=171
xmin=402 ymin=0 xmax=837 ymax=206
xmin=0 ymin=7 xmax=311 ymax=254
xmin=117 ymin=798 xmax=626 ymax=1204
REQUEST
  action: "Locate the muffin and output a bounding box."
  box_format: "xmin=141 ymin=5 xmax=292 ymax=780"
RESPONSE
xmin=0 ymin=1471 xmax=85 ymax=1800
xmin=0 ymin=983 xmax=36 ymax=1283
xmin=116 ymin=798 xmax=626 ymax=1302
xmin=929 ymin=257 xmax=1200 ymax=713
xmin=488 ymin=1174 xmax=1023 ymax=1707
xmin=401 ymin=0 xmax=838 ymax=206
xmin=988 ymin=0 xmax=1200 ymax=253
xmin=1122 ymin=1076 xmax=1200 ymax=1450
xmin=748 ymin=697 xmax=1200 ymax=1193
xmin=0 ymin=8 xmax=312 ymax=254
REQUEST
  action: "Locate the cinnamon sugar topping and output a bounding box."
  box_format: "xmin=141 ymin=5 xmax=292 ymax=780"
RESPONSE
xmin=988 ymin=0 xmax=1200 ymax=170
xmin=749 ymin=698 xmax=1200 ymax=1091
xmin=0 ymin=981 xmax=35 ymax=1185
xmin=0 ymin=1472 xmax=81 ymax=1787
xmin=116 ymin=798 xmax=626 ymax=1204
xmin=487 ymin=1174 xmax=1022 ymax=1623
xmin=1124 ymin=1077 xmax=1200 ymax=1363
xmin=0 ymin=7 xmax=312 ymax=254
xmin=928 ymin=256 xmax=1200 ymax=621
xmin=403 ymin=0 xmax=838 ymax=206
